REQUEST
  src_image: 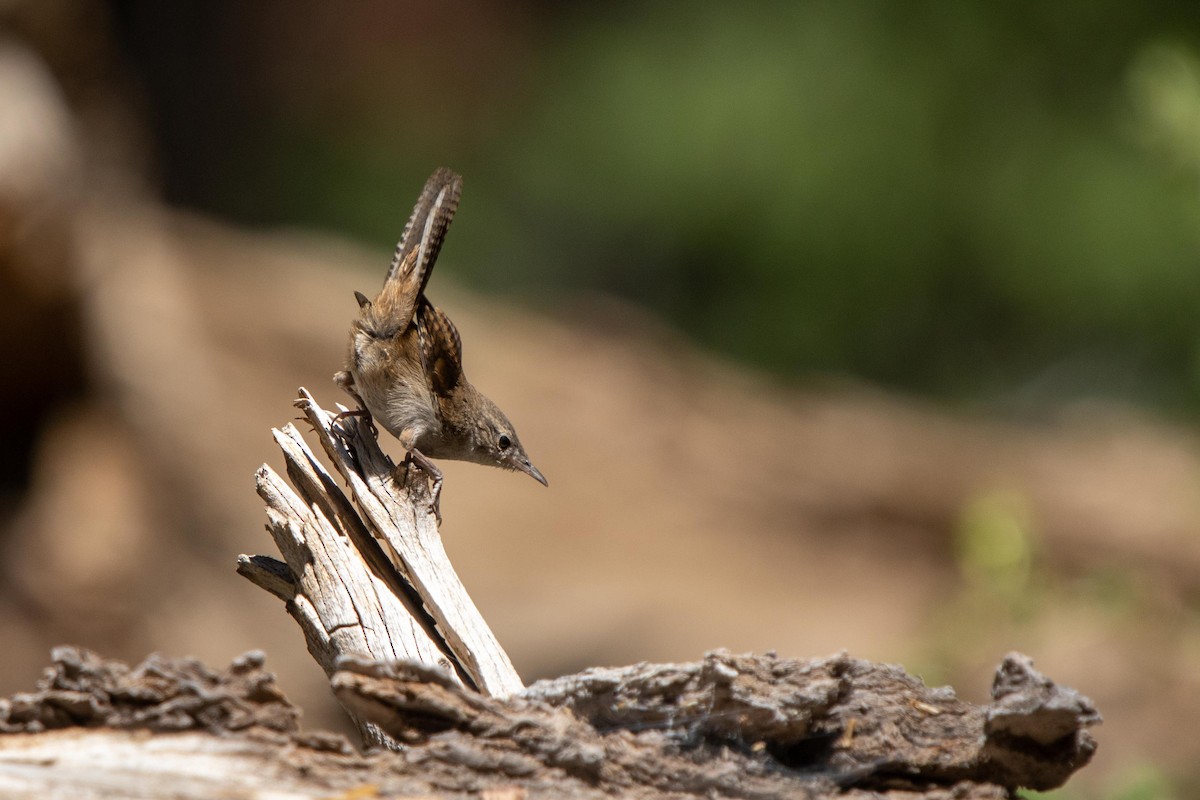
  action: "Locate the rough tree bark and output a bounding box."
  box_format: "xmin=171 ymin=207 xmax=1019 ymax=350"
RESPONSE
xmin=0 ymin=646 xmax=1099 ymax=798
xmin=0 ymin=390 xmax=1102 ymax=798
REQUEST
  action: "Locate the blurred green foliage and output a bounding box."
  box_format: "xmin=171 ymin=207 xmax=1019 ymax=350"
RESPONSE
xmin=129 ymin=1 xmax=1200 ymax=410
xmin=482 ymin=3 xmax=1200 ymax=409
xmin=917 ymin=487 xmax=1042 ymax=689
xmin=1021 ymin=762 xmax=1184 ymax=800
xmin=955 ymin=489 xmax=1038 ymax=617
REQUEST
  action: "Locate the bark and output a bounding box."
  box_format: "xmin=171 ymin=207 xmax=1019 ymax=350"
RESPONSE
xmin=0 ymin=646 xmax=1098 ymax=799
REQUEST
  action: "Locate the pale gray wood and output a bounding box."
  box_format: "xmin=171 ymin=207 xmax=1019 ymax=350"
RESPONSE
xmin=0 ymin=730 xmax=328 ymax=800
xmin=290 ymin=388 xmax=524 ymax=697
xmin=239 ymin=387 xmax=523 ymax=746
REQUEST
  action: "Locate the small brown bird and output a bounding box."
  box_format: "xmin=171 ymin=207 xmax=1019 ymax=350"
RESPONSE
xmin=334 ymin=168 xmax=547 ymax=518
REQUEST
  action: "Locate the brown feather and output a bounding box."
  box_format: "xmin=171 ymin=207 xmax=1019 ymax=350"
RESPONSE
xmin=382 ymin=168 xmax=462 ymax=323
xmin=417 ymin=298 xmax=463 ymax=396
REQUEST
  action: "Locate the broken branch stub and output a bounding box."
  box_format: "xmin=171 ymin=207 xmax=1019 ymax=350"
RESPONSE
xmin=238 ymin=388 xmax=523 ymax=741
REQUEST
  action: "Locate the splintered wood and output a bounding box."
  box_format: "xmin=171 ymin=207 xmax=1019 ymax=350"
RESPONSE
xmin=238 ymin=388 xmax=523 ymax=744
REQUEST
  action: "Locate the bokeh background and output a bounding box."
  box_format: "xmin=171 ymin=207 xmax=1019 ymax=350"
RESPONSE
xmin=2 ymin=2 xmax=1198 ymax=796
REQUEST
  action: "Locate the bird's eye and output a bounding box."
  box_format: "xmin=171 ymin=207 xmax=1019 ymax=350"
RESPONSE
xmin=498 ymin=435 xmax=511 ymax=450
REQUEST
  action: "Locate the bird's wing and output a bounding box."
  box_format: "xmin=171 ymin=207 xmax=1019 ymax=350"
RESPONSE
xmin=417 ymin=298 xmax=464 ymax=397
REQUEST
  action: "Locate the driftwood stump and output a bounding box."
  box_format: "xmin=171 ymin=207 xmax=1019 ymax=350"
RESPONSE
xmin=237 ymin=389 xmax=523 ymax=745
xmin=0 ymin=390 xmax=1102 ymax=798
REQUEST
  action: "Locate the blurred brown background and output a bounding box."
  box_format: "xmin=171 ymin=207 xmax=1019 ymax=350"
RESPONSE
xmin=2 ymin=2 xmax=1199 ymax=796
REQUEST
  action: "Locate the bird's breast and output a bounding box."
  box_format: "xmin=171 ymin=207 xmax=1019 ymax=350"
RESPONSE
xmin=349 ymin=330 xmax=440 ymax=448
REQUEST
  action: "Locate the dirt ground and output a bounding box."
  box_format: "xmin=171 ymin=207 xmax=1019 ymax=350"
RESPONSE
xmin=1 ymin=14 xmax=1198 ymax=795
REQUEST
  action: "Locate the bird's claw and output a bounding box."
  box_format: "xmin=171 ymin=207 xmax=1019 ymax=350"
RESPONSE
xmin=404 ymin=448 xmax=444 ymax=525
xmin=332 ymin=407 xmax=378 ymax=438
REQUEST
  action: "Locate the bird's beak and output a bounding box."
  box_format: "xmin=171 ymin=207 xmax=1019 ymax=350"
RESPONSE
xmin=517 ymin=458 xmax=548 ymax=487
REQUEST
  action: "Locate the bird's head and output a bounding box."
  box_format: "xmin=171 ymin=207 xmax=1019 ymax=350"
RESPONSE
xmin=458 ymin=392 xmax=547 ymax=486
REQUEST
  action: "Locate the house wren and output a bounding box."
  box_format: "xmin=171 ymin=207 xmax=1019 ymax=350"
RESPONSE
xmin=334 ymin=168 xmax=547 ymax=519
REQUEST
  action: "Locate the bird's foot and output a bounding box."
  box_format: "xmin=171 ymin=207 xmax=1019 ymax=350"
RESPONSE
xmin=332 ymin=407 xmax=378 ymax=438
xmin=404 ymin=448 xmax=444 ymax=525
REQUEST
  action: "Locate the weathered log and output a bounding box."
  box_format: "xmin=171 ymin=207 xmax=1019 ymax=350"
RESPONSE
xmin=0 ymin=647 xmax=1099 ymax=798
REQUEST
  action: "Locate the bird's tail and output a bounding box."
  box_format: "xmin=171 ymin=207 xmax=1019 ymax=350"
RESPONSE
xmin=361 ymin=168 xmax=463 ymax=336
xmin=386 ymin=167 xmax=462 ymax=290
